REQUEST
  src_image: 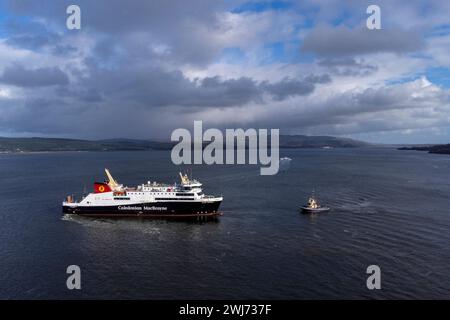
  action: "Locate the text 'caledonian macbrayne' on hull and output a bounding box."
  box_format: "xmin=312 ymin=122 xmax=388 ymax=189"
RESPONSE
xmin=62 ymin=169 xmax=223 ymax=219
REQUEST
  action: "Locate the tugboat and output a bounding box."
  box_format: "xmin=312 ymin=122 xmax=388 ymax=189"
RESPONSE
xmin=300 ymin=194 xmax=330 ymax=214
xmin=63 ymin=169 xmax=223 ymax=219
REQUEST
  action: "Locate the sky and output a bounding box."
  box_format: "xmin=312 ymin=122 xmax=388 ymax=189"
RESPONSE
xmin=0 ymin=0 xmax=450 ymax=143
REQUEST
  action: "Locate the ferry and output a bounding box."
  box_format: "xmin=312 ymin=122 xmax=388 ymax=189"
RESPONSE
xmin=63 ymin=169 xmax=223 ymax=219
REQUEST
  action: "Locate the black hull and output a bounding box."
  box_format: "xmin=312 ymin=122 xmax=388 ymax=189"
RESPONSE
xmin=63 ymin=200 xmax=222 ymax=219
xmin=300 ymin=207 xmax=330 ymax=214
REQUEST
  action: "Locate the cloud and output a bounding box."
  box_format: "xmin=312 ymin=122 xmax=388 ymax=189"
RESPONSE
xmin=0 ymin=64 xmax=69 ymax=87
xmin=72 ymin=63 xmax=328 ymax=108
xmin=318 ymin=57 xmax=378 ymax=76
xmin=7 ymin=0 xmax=231 ymax=67
xmin=4 ymin=18 xmax=60 ymax=50
xmin=0 ymin=0 xmax=449 ymax=143
xmin=261 ymin=74 xmax=331 ymax=100
xmin=231 ymin=76 xmax=450 ymax=137
xmin=302 ymin=25 xmax=425 ymax=57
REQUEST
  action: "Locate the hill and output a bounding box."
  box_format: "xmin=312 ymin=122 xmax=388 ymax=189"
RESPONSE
xmin=0 ymin=135 xmax=368 ymax=153
xmin=398 ymin=144 xmax=450 ymax=154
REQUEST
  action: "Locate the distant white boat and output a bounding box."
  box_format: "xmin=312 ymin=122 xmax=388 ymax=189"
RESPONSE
xmin=279 ymin=157 xmax=292 ymax=171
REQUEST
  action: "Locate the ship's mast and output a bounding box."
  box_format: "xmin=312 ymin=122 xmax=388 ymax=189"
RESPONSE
xmin=105 ymin=168 xmax=119 ymax=190
xmin=179 ymin=172 xmax=190 ymax=185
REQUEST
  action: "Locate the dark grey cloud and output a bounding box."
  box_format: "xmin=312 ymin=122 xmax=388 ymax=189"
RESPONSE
xmin=7 ymin=0 xmax=231 ymax=66
xmin=0 ymin=64 xmax=69 ymax=87
xmin=0 ymin=96 xmax=71 ymax=135
xmin=318 ymin=57 xmax=378 ymax=76
xmin=0 ymin=59 xmax=331 ymax=137
xmin=194 ymin=76 xmax=262 ymax=107
xmin=261 ymin=75 xmax=331 ymax=101
xmin=302 ymin=25 xmax=424 ymax=56
xmin=9 ymin=0 xmax=224 ymax=33
xmin=55 ymin=87 xmax=103 ymax=103
xmin=77 ymin=63 xmax=327 ymax=108
xmin=77 ymin=65 xmax=260 ymax=108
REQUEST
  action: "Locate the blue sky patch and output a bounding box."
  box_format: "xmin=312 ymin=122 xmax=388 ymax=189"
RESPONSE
xmin=231 ymin=1 xmax=292 ymax=14
xmin=426 ymin=67 xmax=450 ymax=88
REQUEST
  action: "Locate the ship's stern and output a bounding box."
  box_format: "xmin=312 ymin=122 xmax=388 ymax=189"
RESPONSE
xmin=62 ymin=201 xmax=78 ymax=214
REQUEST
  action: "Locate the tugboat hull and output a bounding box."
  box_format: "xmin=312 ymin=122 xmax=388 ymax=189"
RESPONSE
xmin=300 ymin=206 xmax=330 ymax=214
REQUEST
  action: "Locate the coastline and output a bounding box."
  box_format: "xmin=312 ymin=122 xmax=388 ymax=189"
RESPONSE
xmin=0 ymin=150 xmax=91 ymax=155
